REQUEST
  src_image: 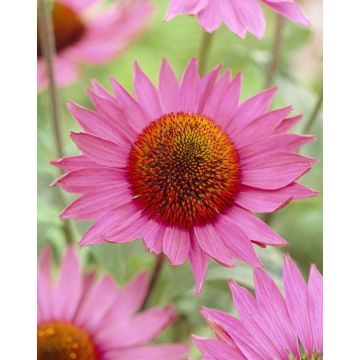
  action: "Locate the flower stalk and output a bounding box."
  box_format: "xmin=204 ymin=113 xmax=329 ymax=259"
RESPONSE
xmin=38 ymin=0 xmax=75 ymax=244
xmin=198 ymin=31 xmax=214 ymax=77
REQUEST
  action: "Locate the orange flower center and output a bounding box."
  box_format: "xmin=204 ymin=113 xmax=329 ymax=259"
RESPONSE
xmin=37 ymin=321 xmax=98 ymax=360
xmin=37 ymin=2 xmax=85 ymax=58
xmin=127 ymin=112 xmax=240 ymax=228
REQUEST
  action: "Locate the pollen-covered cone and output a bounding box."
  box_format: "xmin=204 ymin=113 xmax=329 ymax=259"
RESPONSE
xmin=193 ymin=254 xmax=323 ymax=360
xmin=37 ymin=0 xmax=153 ymax=90
xmin=37 ymin=246 xmax=188 ymax=359
xmin=52 ymin=58 xmax=317 ymax=294
xmin=165 ymin=0 xmax=310 ymax=39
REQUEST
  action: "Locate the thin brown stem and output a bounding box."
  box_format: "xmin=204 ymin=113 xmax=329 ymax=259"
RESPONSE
xmin=140 ymin=254 xmax=165 ymax=310
xmin=198 ymin=31 xmax=214 ymax=77
xmin=38 ymin=0 xmax=74 ymax=244
xmin=266 ymin=15 xmax=285 ymax=88
xmin=303 ymin=90 xmax=323 ymax=134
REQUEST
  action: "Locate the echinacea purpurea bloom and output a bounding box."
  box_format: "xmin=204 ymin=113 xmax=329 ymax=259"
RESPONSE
xmin=52 ymin=58 xmax=317 ymax=294
xmin=37 ymin=246 xmax=188 ymax=359
xmin=37 ymin=0 xmax=153 ymax=90
xmin=193 ymin=254 xmax=323 ymax=360
xmin=165 ymin=0 xmax=310 ymax=39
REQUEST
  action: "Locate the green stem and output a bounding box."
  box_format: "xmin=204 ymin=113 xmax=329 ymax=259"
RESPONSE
xmin=198 ymin=31 xmax=215 ymax=77
xmin=266 ymin=15 xmax=285 ymax=88
xmin=38 ymin=0 xmax=74 ymax=245
xmin=140 ymin=254 xmax=165 ymax=310
xmin=303 ymin=90 xmax=323 ymax=134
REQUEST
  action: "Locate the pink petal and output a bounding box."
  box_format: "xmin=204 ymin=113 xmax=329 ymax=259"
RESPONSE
xmin=189 ymin=233 xmax=210 ymax=295
xmin=198 ymin=1 xmax=223 ymax=33
xmin=60 ymin=185 xmax=131 ymax=220
xmin=159 ymin=59 xmax=180 ymax=113
xmin=50 ymin=155 xmax=97 ymax=171
xmin=241 ymin=152 xmax=315 ymax=190
xmin=226 ymin=87 xmax=278 ymax=134
xmin=263 ymin=0 xmax=310 ymax=27
xmin=225 ymin=206 xmax=287 ymax=246
xmin=134 ymin=62 xmax=162 ymax=120
xmin=222 ymin=0 xmax=265 ymax=39
xmin=60 ymin=0 xmax=99 ymax=12
xmin=240 ymin=133 xmax=315 ymax=159
xmin=274 ymin=114 xmax=303 ymax=134
xmin=54 ymin=55 xmax=79 ymax=87
xmin=308 ymin=265 xmax=323 ymax=353
xmin=233 ymin=106 xmax=293 ymax=149
xmin=254 ymin=268 xmax=300 ymax=357
xmin=113 ymin=272 xmax=149 ymax=319
xmin=70 ymin=132 xmax=128 ymax=168
xmin=107 ymin=344 xmax=189 ymax=360
xmin=67 ymin=101 xmax=130 ymax=145
xmin=236 ymin=183 xmax=318 ymax=213
xmin=283 ymin=254 xmax=315 ymax=356
xmin=229 ymin=281 xmax=287 ymax=359
xmin=53 ymin=246 xmax=82 ymax=321
xmin=98 ymin=306 xmax=176 ymax=348
xmin=75 ymin=274 xmax=120 ymax=332
xmin=142 ymin=219 xmax=165 ymax=255
xmin=165 ymin=0 xmax=209 ymax=20
xmin=194 ymin=224 xmax=234 ymax=267
xmin=179 ymin=58 xmax=201 ymax=112
xmin=214 ymin=215 xmax=263 ymax=267
xmin=192 ymin=335 xmax=245 ymax=360
xmin=163 ymin=227 xmax=190 ymax=265
xmin=52 ymin=168 xmax=126 ymax=194
xmin=38 ymin=247 xmax=53 ymax=323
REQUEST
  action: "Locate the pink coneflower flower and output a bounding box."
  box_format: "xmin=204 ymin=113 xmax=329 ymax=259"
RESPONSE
xmin=52 ymin=59 xmax=316 ymax=293
xmin=37 ymin=0 xmax=153 ymax=90
xmin=37 ymin=246 xmax=188 ymax=359
xmin=165 ymin=0 xmax=310 ymax=39
xmin=193 ymin=254 xmax=323 ymax=360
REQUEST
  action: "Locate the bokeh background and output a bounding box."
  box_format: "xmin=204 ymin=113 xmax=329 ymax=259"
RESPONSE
xmin=37 ymin=0 xmax=322 ymax=357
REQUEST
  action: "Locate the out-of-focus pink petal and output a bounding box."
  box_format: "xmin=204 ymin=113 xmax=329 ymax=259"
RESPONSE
xmin=38 ymin=247 xmax=53 ymax=323
xmin=262 ymin=0 xmax=310 ymax=26
xmin=54 ymin=55 xmax=79 ymax=87
xmin=163 ymin=227 xmax=190 ymax=265
xmin=284 ymin=254 xmax=315 ymax=356
xmin=308 ymin=265 xmax=323 ymax=353
xmin=107 ymin=344 xmax=189 ymax=360
xmin=192 ymin=335 xmax=245 ymax=360
xmin=241 ymin=152 xmax=315 ymax=190
xmin=194 ymin=224 xmax=234 ymax=267
xmin=60 ymin=0 xmax=99 ymax=12
xmin=165 ymin=0 xmax=209 ymax=20
xmin=98 ymin=306 xmax=176 ymax=348
xmin=53 ymin=246 xmax=82 ymax=321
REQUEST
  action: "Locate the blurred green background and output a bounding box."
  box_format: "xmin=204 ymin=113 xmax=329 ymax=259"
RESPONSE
xmin=38 ymin=0 xmax=322 ymax=357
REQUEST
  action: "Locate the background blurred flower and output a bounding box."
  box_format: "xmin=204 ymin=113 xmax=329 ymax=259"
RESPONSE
xmin=52 ymin=59 xmax=317 ymax=294
xmin=165 ymin=0 xmax=310 ymax=38
xmin=37 ymin=0 xmax=153 ymax=91
xmin=37 ymin=246 xmax=188 ymax=359
xmin=194 ymin=253 xmax=323 ymax=359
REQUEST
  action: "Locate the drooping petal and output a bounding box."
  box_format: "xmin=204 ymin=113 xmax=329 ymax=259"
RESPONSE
xmin=165 ymin=0 xmax=209 ymax=20
xmin=163 ymin=227 xmax=190 ymax=265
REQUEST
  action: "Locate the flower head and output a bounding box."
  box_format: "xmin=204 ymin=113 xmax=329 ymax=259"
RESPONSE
xmin=193 ymin=254 xmax=323 ymax=360
xmin=37 ymin=246 xmax=188 ymax=359
xmin=52 ymin=59 xmax=317 ymax=293
xmin=37 ymin=0 xmax=153 ymax=90
xmin=165 ymin=0 xmax=310 ymax=39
